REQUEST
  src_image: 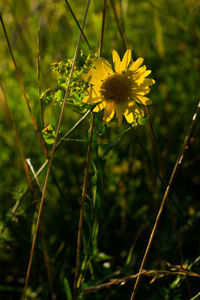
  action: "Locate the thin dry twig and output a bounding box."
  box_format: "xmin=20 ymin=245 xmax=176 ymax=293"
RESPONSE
xmin=0 ymin=13 xmax=48 ymax=159
xmin=83 ymin=266 xmax=200 ymax=293
xmin=37 ymin=23 xmax=44 ymax=129
xmin=65 ymin=0 xmax=91 ymax=50
xmin=99 ymin=0 xmax=107 ymax=57
xmin=39 ymin=225 xmax=55 ymax=299
xmin=0 ymin=84 xmax=32 ymax=189
xmin=73 ymin=2 xmax=107 ymax=298
xmin=145 ymin=106 xmax=166 ymax=181
xmin=73 ymin=113 xmax=95 ymax=299
xmin=130 ymin=100 xmax=200 ymax=300
xmin=21 ymin=1 xmax=91 ymax=299
xmin=145 ymin=106 xmax=192 ymax=296
xmin=110 ymin=0 xmax=129 ymax=49
xmin=3 ymin=107 xmax=93 ymax=212
xmin=26 ymin=159 xmax=55 ymax=299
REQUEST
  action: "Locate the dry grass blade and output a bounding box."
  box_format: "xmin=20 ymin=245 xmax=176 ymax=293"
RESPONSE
xmin=8 ymin=108 xmax=92 ymax=205
xmin=73 ymin=113 xmax=95 ymax=299
xmin=0 ymin=84 xmax=32 ymax=189
xmin=110 ymin=0 xmax=129 ymax=49
xmin=83 ymin=267 xmax=200 ymax=293
xmin=26 ymin=158 xmax=54 ymax=298
xmin=37 ymin=23 xmax=44 ymax=129
xmin=21 ymin=1 xmax=91 ymax=299
xmin=0 ymin=13 xmax=48 ymax=159
xmin=39 ymin=225 xmax=55 ymax=299
xmin=145 ymin=106 xmax=166 ymax=181
xmin=99 ymin=0 xmax=107 ymax=57
xmin=130 ymin=100 xmax=200 ymax=300
xmin=65 ymin=0 xmax=91 ymax=50
xmin=73 ymin=2 xmax=107 ymax=297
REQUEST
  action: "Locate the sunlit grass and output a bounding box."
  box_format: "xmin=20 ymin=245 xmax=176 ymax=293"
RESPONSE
xmin=0 ymin=1 xmax=200 ymax=300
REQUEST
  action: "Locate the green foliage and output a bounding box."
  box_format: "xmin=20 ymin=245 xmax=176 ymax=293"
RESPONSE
xmin=64 ymin=277 xmax=72 ymax=300
xmin=42 ymin=123 xmax=56 ymax=144
xmin=1 ymin=0 xmax=200 ymax=299
xmin=42 ymin=50 xmax=92 ymax=107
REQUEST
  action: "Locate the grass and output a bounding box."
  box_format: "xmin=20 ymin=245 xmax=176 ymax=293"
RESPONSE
xmin=0 ymin=0 xmax=200 ymax=299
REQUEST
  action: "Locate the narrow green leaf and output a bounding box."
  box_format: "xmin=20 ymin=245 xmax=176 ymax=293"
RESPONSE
xmin=64 ymin=278 xmax=72 ymax=300
xmin=191 ymin=293 xmax=200 ymax=300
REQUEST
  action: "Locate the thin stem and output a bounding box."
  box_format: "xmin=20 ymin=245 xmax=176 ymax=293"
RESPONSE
xmin=56 ymin=107 xmax=93 ymax=151
xmin=145 ymin=106 xmax=166 ymax=181
xmin=145 ymin=107 xmax=192 ymax=297
xmin=65 ymin=0 xmax=91 ymax=50
xmin=110 ymin=0 xmax=129 ymax=49
xmin=130 ymin=100 xmax=200 ymax=300
xmin=9 ymin=108 xmax=92 ymax=205
xmin=73 ymin=2 xmax=106 ymax=296
xmin=0 ymin=84 xmax=32 ymax=189
xmin=99 ymin=0 xmax=107 ymax=57
xmin=83 ymin=268 xmax=200 ymax=293
xmin=0 ymin=13 xmax=48 ymax=158
xmin=39 ymin=225 xmax=55 ymax=299
xmin=73 ymin=113 xmax=95 ymax=299
xmin=37 ymin=22 xmax=44 ymax=129
xmin=21 ymin=1 xmax=91 ymax=299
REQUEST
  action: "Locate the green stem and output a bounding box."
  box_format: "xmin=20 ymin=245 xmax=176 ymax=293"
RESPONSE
xmin=130 ymin=100 xmax=200 ymax=300
xmin=73 ymin=113 xmax=95 ymax=299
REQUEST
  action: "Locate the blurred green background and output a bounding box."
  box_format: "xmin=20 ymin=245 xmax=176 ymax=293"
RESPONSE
xmin=1 ymin=0 xmax=200 ymax=299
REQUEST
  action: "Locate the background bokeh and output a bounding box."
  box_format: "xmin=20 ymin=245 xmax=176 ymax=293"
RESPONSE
xmin=1 ymin=0 xmax=200 ymax=299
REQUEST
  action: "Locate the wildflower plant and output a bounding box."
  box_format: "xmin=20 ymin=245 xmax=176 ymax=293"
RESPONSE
xmin=40 ymin=50 xmax=93 ymax=108
xmin=41 ymin=51 xmax=93 ymax=144
xmin=2 ymin=1 xmax=200 ymax=300
xmin=81 ymin=49 xmax=155 ymax=125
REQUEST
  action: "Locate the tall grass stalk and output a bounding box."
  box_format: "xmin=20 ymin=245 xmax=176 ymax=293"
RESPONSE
xmin=73 ymin=1 xmax=106 ymax=298
xmin=0 ymin=13 xmax=48 ymax=159
xmin=73 ymin=112 xmax=95 ymax=299
xmin=21 ymin=1 xmax=91 ymax=299
xmin=36 ymin=23 xmax=44 ymax=129
xmin=0 ymin=84 xmax=32 ymax=188
xmin=130 ymin=100 xmax=200 ymax=300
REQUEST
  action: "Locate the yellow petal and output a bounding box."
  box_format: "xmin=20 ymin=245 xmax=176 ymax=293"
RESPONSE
xmin=81 ymin=69 xmax=103 ymax=85
xmin=93 ymin=101 xmax=106 ymax=112
xmin=131 ymin=66 xmax=147 ymax=80
xmin=136 ymin=95 xmax=152 ymax=105
xmin=131 ymin=87 xmax=150 ymax=96
xmin=139 ymin=78 xmax=155 ymax=88
xmin=112 ymin=50 xmax=121 ymax=73
xmin=124 ymin=111 xmax=134 ymax=123
xmin=135 ymin=65 xmax=146 ymax=74
xmin=82 ymin=87 xmax=101 ymax=104
xmin=92 ymin=58 xmax=113 ymax=78
xmin=136 ymin=70 xmax=152 ymax=85
xmin=142 ymin=70 xmax=151 ymax=77
xmin=120 ymin=49 xmax=132 ymax=73
xmin=100 ymin=58 xmax=113 ymax=76
xmin=127 ymin=101 xmax=136 ymax=107
xmin=129 ymin=57 xmax=144 ymax=71
xmin=103 ymin=101 xmax=115 ymax=122
xmin=134 ymin=106 xmax=145 ymax=116
xmin=82 ymin=95 xmax=101 ymax=104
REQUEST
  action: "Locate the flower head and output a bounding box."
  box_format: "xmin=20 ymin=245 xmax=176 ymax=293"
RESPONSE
xmin=81 ymin=49 xmax=155 ymax=125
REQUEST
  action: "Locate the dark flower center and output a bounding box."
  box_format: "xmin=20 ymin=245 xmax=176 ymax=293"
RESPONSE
xmin=100 ymin=74 xmax=133 ymax=104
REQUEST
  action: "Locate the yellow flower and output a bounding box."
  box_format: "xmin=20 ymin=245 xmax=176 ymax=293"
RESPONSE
xmin=81 ymin=49 xmax=155 ymax=125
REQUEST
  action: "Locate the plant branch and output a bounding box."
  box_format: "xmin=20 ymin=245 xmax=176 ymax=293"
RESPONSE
xmin=65 ymin=0 xmax=91 ymax=50
xmin=0 ymin=13 xmax=48 ymax=158
xmin=0 ymin=84 xmax=32 ymax=189
xmin=73 ymin=112 xmax=95 ymax=299
xmin=130 ymin=100 xmax=200 ymax=300
xmin=21 ymin=1 xmax=91 ymax=299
